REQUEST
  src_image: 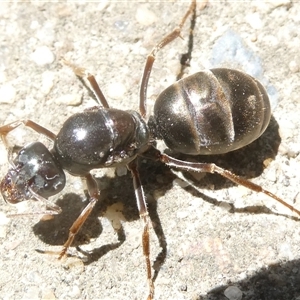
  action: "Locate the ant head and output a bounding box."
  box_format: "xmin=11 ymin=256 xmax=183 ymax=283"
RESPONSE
xmin=0 ymin=142 xmax=66 ymax=205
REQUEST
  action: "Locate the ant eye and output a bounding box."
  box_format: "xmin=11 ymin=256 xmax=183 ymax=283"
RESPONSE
xmin=1 ymin=170 xmax=24 ymax=204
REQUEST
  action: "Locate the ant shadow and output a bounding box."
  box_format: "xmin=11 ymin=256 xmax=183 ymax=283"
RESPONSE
xmin=32 ymin=161 xmax=173 ymax=271
xmin=200 ymin=258 xmax=300 ymax=300
xmin=33 ymin=174 xmax=135 ymax=259
xmin=173 ymin=115 xmax=290 ymax=216
xmin=177 ymin=115 xmax=280 ymax=184
xmin=33 ymin=114 xmax=293 ymax=288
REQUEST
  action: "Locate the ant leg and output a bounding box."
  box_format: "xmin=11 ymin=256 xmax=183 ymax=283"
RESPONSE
xmin=63 ymin=59 xmax=110 ymax=108
xmin=0 ymin=120 xmax=56 ymax=171
xmin=163 ymin=154 xmax=300 ymax=217
xmin=0 ymin=119 xmax=56 ymax=148
xmin=127 ymin=160 xmax=154 ymax=300
xmin=58 ymin=173 xmax=100 ymax=259
xmin=142 ymin=146 xmax=300 ymax=217
xmin=139 ymin=0 xmax=197 ymax=118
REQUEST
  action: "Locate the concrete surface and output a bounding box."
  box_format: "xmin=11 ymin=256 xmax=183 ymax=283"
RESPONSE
xmin=0 ymin=1 xmax=300 ymax=300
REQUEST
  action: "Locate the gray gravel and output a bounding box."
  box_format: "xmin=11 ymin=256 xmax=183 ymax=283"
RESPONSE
xmin=1 ymin=1 xmax=300 ymax=300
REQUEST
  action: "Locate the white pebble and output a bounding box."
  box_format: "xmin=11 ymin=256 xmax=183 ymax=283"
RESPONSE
xmin=106 ymin=82 xmax=126 ymax=100
xmin=73 ymin=179 xmax=84 ymax=191
xmin=116 ymin=165 xmax=127 ymax=176
xmin=173 ymin=178 xmax=190 ymax=188
xmin=0 ymin=83 xmax=16 ymax=103
xmin=279 ymin=242 xmax=293 ymax=260
xmin=30 ymin=20 xmax=40 ymax=30
xmin=264 ymin=164 xmax=278 ymax=183
xmin=219 ymin=202 xmax=232 ymax=212
xmin=30 ymin=46 xmax=55 ymax=65
xmin=69 ymin=285 xmax=81 ymax=298
xmin=224 ymin=285 xmax=243 ymax=300
xmin=245 ymin=12 xmax=263 ymax=29
xmin=176 ymin=210 xmax=189 ymax=219
xmin=135 ymin=5 xmax=158 ymax=26
xmin=55 ymin=93 xmax=82 ymax=106
xmin=289 ymin=60 xmax=299 ymax=73
xmin=36 ymin=27 xmax=55 ymax=45
xmin=41 ymin=289 xmax=56 ymax=300
xmin=41 ymin=70 xmax=55 ymax=95
xmin=0 ymin=212 xmax=10 ymax=226
xmin=250 ymin=32 xmax=257 ymax=42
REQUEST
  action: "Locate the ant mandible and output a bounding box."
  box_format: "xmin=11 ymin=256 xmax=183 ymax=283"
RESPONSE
xmin=0 ymin=1 xmax=299 ymax=299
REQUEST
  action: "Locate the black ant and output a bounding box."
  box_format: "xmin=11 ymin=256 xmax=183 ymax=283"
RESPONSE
xmin=0 ymin=1 xmax=299 ymax=299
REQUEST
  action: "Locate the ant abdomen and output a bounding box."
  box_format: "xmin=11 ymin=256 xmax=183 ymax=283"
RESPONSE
xmin=153 ymin=68 xmax=271 ymax=155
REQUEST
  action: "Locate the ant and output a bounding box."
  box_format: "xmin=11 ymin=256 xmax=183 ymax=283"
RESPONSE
xmin=0 ymin=1 xmax=299 ymax=299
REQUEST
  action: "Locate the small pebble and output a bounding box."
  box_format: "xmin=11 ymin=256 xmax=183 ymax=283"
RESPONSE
xmin=35 ymin=28 xmax=55 ymax=45
xmin=41 ymin=288 xmax=56 ymax=300
xmin=5 ymin=240 xmax=23 ymax=251
xmin=279 ymin=242 xmax=293 ymax=260
xmin=250 ymin=32 xmax=257 ymax=42
xmin=30 ymin=20 xmax=40 ymax=30
xmin=263 ymin=164 xmax=277 ymax=183
xmin=0 ymin=83 xmax=16 ymax=103
xmin=114 ymin=20 xmax=129 ymax=31
xmin=116 ymin=165 xmax=127 ymax=176
xmin=289 ymin=60 xmax=299 ymax=73
xmin=106 ymin=82 xmax=126 ymax=100
xmin=224 ymin=286 xmax=243 ymax=300
xmin=104 ymin=202 xmax=125 ymax=231
xmin=176 ymin=210 xmax=189 ymax=219
xmin=30 ymin=46 xmax=55 ymax=65
xmin=55 ymin=93 xmax=82 ymax=106
xmin=41 ymin=71 xmax=55 ymax=95
xmin=0 ymin=212 xmax=10 ymax=226
xmin=135 ymin=5 xmax=158 ymax=26
xmin=245 ymin=12 xmax=263 ymax=29
xmin=173 ymin=178 xmax=190 ymax=188
xmin=73 ymin=179 xmax=84 ymax=191
xmin=219 ymin=202 xmax=232 ymax=212
xmin=69 ymin=285 xmax=81 ymax=298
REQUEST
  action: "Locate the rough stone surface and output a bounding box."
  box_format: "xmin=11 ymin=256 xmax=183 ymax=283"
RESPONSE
xmin=0 ymin=1 xmax=300 ymax=300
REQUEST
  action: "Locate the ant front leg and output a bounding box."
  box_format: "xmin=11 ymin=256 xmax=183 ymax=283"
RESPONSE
xmin=127 ymin=159 xmax=154 ymax=300
xmin=0 ymin=119 xmax=56 ymax=178
xmin=58 ymin=173 xmax=101 ymax=259
xmin=0 ymin=121 xmax=63 ymax=215
xmin=0 ymin=119 xmax=56 ymax=148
